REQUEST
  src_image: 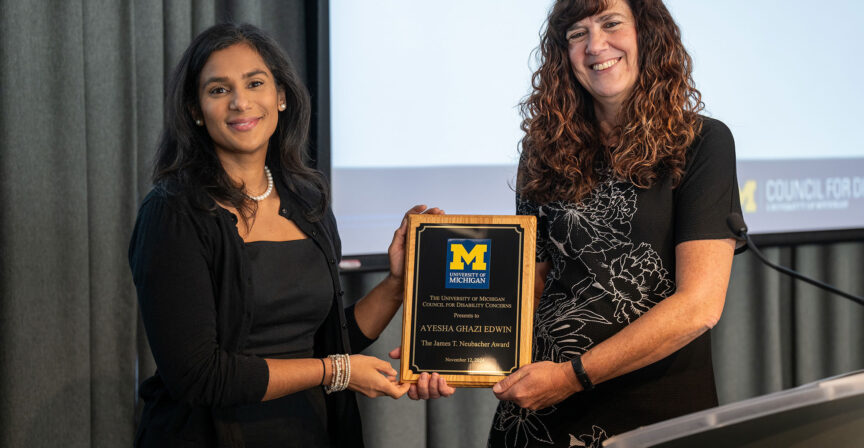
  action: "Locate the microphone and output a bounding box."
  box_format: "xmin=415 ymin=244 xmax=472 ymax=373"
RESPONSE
xmin=726 ymin=213 xmax=864 ymax=307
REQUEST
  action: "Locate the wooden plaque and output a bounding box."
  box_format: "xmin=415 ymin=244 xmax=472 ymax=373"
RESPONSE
xmin=400 ymin=215 xmax=536 ymax=387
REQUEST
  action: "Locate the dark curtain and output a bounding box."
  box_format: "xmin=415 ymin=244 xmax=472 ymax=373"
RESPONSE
xmin=714 ymin=244 xmax=864 ymax=403
xmin=0 ymin=1 xmax=311 ymax=446
xmin=1 ymin=1 xmax=862 ymax=447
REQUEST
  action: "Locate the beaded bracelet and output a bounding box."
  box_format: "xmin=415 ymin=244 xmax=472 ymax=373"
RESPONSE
xmin=327 ymin=356 xmax=340 ymax=393
xmin=325 ymin=354 xmax=351 ymax=394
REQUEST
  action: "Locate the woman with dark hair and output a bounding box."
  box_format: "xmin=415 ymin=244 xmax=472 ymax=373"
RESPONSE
xmin=488 ymin=0 xmax=742 ymax=446
xmin=129 ymin=23 xmax=448 ymax=447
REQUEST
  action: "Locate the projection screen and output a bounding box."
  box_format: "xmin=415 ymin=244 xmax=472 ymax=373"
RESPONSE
xmin=329 ymin=0 xmax=864 ymax=264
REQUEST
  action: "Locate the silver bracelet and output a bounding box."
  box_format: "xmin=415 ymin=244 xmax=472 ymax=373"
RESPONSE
xmin=325 ymin=354 xmax=351 ymax=394
xmin=328 ymin=355 xmax=342 ymax=394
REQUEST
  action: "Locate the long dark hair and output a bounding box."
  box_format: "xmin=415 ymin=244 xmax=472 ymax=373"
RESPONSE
xmin=518 ymin=0 xmax=703 ymax=204
xmin=153 ymin=23 xmax=327 ymax=223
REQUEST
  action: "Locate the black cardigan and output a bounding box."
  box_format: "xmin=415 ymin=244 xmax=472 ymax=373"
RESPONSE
xmin=129 ymin=175 xmax=373 ymax=447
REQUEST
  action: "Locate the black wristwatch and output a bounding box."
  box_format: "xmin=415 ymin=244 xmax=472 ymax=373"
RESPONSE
xmin=570 ymin=355 xmax=594 ymax=391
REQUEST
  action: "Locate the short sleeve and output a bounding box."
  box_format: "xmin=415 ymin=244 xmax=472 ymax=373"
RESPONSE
xmin=516 ymin=193 xmax=551 ymax=262
xmin=674 ymin=118 xmax=743 ymax=245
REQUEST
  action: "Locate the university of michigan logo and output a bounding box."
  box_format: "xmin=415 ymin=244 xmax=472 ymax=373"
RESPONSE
xmin=446 ymin=239 xmax=491 ymax=289
xmin=740 ymin=180 xmax=757 ymax=213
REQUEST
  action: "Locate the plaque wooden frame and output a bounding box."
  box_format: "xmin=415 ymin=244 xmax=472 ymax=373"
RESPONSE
xmin=399 ymin=215 xmax=536 ymax=387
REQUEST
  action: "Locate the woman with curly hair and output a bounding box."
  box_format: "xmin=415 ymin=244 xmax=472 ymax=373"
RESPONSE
xmin=488 ymin=0 xmax=742 ymax=446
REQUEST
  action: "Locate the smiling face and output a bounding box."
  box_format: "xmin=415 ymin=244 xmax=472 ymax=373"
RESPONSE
xmin=197 ymin=43 xmax=285 ymax=158
xmin=566 ymin=0 xmax=639 ymax=114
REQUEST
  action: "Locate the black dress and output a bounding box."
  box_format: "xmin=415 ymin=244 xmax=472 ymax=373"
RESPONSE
xmin=229 ymin=238 xmax=334 ymax=448
xmin=130 ymin=174 xmax=373 ymax=447
xmin=488 ymin=117 xmax=742 ymax=447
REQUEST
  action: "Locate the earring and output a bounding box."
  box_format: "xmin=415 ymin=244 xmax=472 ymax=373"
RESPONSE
xmin=195 ymin=119 xmax=203 ymax=126
xmin=279 ymin=103 xmax=286 ymax=111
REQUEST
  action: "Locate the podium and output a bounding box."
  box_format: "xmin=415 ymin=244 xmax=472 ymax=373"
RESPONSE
xmin=604 ymin=370 xmax=864 ymax=448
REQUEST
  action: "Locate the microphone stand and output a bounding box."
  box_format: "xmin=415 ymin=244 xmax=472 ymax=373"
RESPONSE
xmin=734 ymin=221 xmax=864 ymax=307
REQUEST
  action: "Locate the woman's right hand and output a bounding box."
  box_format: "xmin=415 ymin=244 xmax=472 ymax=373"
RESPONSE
xmin=388 ymin=347 xmax=455 ymax=400
xmin=346 ymin=354 xmax=411 ymax=399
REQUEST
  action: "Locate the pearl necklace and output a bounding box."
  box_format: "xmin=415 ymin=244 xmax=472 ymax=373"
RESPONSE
xmin=246 ymin=166 xmax=274 ymax=201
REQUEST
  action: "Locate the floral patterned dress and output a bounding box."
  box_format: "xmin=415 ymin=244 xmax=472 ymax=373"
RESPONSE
xmin=488 ymin=118 xmax=742 ymax=448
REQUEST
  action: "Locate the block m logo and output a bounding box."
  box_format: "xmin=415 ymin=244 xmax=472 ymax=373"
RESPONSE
xmin=446 ymin=239 xmax=491 ymax=289
xmin=740 ymin=180 xmax=757 ymax=213
xmin=449 ymin=243 xmax=487 ymax=270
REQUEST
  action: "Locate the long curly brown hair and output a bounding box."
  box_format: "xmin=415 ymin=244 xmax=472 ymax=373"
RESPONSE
xmin=518 ymin=0 xmax=703 ymax=204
